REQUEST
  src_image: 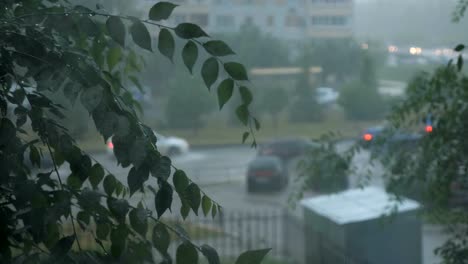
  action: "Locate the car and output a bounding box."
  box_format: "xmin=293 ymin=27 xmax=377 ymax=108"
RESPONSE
xmin=246 ymin=156 xmax=288 ymax=193
xmin=359 ymin=115 xmax=434 ymax=152
xmin=257 ymin=138 xmax=320 ymax=161
xmin=316 ymin=87 xmax=339 ymax=105
xmin=106 ymin=131 xmax=189 ymax=157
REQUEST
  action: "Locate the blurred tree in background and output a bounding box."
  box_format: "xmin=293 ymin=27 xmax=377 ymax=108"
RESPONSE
xmin=339 ymin=53 xmax=387 ymax=120
xmin=257 ymin=87 xmax=288 ymax=129
xmin=216 ymin=24 xmax=291 ymax=69
xmin=165 ymin=72 xmax=215 ymax=134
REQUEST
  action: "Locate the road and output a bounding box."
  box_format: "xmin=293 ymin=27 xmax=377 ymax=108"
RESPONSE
xmin=54 ymin=141 xmax=446 ymax=264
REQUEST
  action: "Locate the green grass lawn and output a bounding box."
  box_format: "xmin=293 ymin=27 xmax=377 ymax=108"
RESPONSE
xmin=378 ymin=64 xmax=439 ymax=83
xmin=160 ymin=118 xmax=376 ymax=146
xmin=77 ymin=111 xmax=379 ymax=152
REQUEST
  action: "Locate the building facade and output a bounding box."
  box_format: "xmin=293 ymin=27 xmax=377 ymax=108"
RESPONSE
xmin=138 ymin=0 xmax=354 ymax=40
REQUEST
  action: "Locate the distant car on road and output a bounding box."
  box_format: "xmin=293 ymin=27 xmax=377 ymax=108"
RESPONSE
xmin=258 ymin=138 xmax=319 ymax=161
xmin=246 ymin=156 xmax=288 ymax=193
xmin=359 ymin=115 xmax=434 ymax=153
xmin=107 ymin=132 xmax=189 ymax=157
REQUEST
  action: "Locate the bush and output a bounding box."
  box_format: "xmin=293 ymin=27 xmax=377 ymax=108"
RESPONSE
xmin=339 ymin=80 xmax=387 ymax=121
xmin=165 ymin=74 xmax=215 ymax=132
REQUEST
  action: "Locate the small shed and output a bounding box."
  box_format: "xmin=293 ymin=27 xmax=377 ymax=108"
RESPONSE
xmin=300 ymin=186 xmax=421 ymax=264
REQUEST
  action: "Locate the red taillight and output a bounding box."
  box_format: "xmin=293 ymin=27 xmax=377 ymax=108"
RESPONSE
xmin=363 ymin=133 xmax=373 ymax=141
xmin=425 ymin=125 xmax=433 ymax=133
xmin=107 ymin=141 xmax=114 ymax=149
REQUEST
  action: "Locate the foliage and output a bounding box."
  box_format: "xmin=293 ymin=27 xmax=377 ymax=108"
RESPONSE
xmin=0 ymin=1 xmax=268 ymax=263
xmin=303 ymin=39 xmax=362 ymax=84
xmin=288 ymin=69 xmax=324 ymax=123
xmin=257 ymin=87 xmax=288 ymax=128
xmin=297 ymin=137 xmax=349 ymax=194
xmin=215 ymin=24 xmax=291 ymax=68
xmin=339 ymin=54 xmax=387 ymax=121
xmin=165 ymin=71 xmax=215 ymax=132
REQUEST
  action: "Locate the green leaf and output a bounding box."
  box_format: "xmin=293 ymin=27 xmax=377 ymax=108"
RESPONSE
xmin=80 ymin=86 xmax=103 ymax=112
xmin=182 ymin=41 xmax=198 ymax=74
xmin=151 ymin=156 xmax=172 ymax=181
xmin=176 ymin=242 xmax=199 ymax=264
xmin=129 ymin=207 xmax=148 ymax=236
xmin=175 ymin=23 xmax=209 ymax=39
xmin=108 ymin=198 xmax=130 ymax=223
xmin=89 ymin=164 xmax=104 ymax=189
xmin=185 ymin=183 xmax=201 ymax=215
xmin=201 ymin=57 xmax=219 ymax=90
xmin=455 ymin=44 xmax=465 ymax=52
xmin=242 ymin=132 xmax=250 ymax=144
xmin=235 ymin=249 xmax=271 ymax=264
xmin=254 ymin=118 xmax=260 ymax=131
xmin=96 ymin=222 xmax=110 ymax=240
xmin=181 ymin=202 xmax=190 ymax=220
xmin=224 ymin=62 xmax=248 ymax=80
xmin=130 ymin=20 xmax=152 ymax=51
xmin=103 ymin=174 xmax=117 ymax=196
xmin=203 ymin=40 xmax=235 ymax=57
xmin=149 ymin=2 xmax=178 ymax=21
xmin=107 ymin=46 xmax=122 ymax=71
xmin=128 ymin=166 xmax=149 ymax=196
xmin=106 ymin=16 xmax=126 ymax=47
xmin=77 ymin=211 xmax=90 ymax=226
xmin=211 ymin=203 xmax=217 ymax=218
xmin=63 ymin=82 xmax=80 ymax=106
xmin=236 ymin=104 xmax=249 ymax=126
xmin=158 ymin=28 xmax=175 ymax=61
xmin=129 ymin=76 xmax=143 ymax=92
xmin=152 ymin=223 xmax=170 ymax=254
xmin=155 ymin=181 xmax=173 ymax=218
xmin=217 ymin=79 xmax=234 ymax=110
xmin=201 ymin=244 xmax=220 ymax=264
xmin=29 ymin=145 xmax=41 ymax=167
xmin=50 ymin=235 xmax=75 ymax=259
xmin=458 ymin=54 xmax=464 ymax=71
xmin=239 ymin=86 xmax=253 ymax=105
xmin=110 ymin=225 xmax=128 ymax=258
xmin=173 ymin=170 xmax=189 ymax=194
xmin=67 ymin=173 xmax=83 ymax=189
xmin=201 ymin=195 xmax=212 ymax=217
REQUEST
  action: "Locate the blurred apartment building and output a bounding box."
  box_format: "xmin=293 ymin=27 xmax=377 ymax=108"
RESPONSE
xmin=137 ymin=0 xmax=354 ymax=40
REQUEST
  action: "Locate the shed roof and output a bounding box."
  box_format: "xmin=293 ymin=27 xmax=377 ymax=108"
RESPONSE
xmin=300 ymin=187 xmax=420 ymax=225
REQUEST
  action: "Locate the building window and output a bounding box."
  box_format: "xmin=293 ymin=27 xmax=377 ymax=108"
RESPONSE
xmin=216 ymin=15 xmax=235 ymax=27
xmin=190 ymin=14 xmax=209 ymax=27
xmin=285 ymin=10 xmax=306 ymax=28
xmin=311 ymin=15 xmax=348 ymax=25
xmin=267 ymin=15 xmax=274 ymax=26
xmin=311 ymin=0 xmax=349 ymax=3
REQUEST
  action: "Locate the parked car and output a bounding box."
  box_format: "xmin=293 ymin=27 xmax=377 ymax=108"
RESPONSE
xmin=246 ymin=156 xmax=288 ymax=193
xmin=258 ymin=138 xmax=320 ymax=161
xmin=316 ymin=87 xmax=339 ymax=105
xmin=107 ymin=132 xmax=189 ymax=157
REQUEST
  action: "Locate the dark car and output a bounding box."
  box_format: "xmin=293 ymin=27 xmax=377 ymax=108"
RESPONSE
xmin=258 ymin=138 xmax=319 ymax=161
xmin=246 ymin=156 xmax=288 ymax=193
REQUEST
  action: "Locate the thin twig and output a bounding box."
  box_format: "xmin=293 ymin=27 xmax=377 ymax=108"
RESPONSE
xmin=45 ymin=138 xmax=82 ymax=252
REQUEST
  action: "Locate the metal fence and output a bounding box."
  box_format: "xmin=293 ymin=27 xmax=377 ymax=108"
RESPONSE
xmin=161 ymin=208 xmax=376 ymax=264
xmin=162 ymin=208 xmax=304 ymax=263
